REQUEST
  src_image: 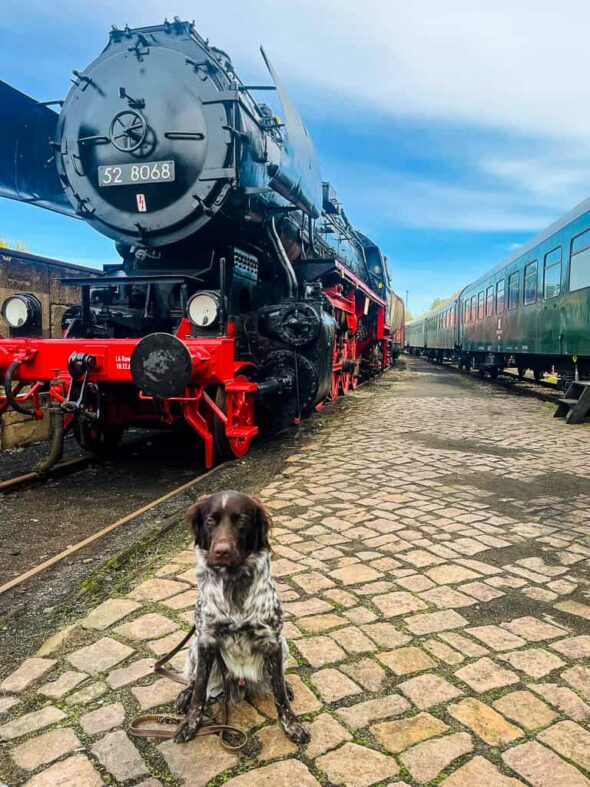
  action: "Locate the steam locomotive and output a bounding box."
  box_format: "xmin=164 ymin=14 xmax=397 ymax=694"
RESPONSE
xmin=0 ymin=19 xmax=402 ymax=467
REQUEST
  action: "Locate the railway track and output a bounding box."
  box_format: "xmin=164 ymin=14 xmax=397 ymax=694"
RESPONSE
xmin=0 ymin=430 xmax=211 ymax=596
xmin=419 ymin=356 xmax=563 ymax=404
xmin=0 ymin=431 xmax=163 ymax=495
xmin=0 ymin=377 xmax=370 ymax=603
xmin=0 ymin=455 xmax=91 ymax=494
xmin=0 ymin=461 xmax=227 ymax=596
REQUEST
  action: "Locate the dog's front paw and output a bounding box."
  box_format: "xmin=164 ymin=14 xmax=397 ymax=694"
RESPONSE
xmin=175 ymin=686 xmax=193 ymax=715
xmin=281 ymin=718 xmax=310 ymax=745
xmin=174 ymin=720 xmax=199 ymax=743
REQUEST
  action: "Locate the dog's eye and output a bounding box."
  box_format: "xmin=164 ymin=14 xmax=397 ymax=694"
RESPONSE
xmin=204 ymin=516 xmax=216 ymax=528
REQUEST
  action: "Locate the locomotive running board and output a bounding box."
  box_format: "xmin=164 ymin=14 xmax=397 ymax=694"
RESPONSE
xmin=554 ymin=381 xmax=590 ymax=424
xmin=296 ymin=259 xmax=338 ymax=281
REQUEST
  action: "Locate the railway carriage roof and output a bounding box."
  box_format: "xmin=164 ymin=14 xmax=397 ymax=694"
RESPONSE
xmin=408 ymin=194 xmax=590 ymax=328
xmin=406 ymin=291 xmax=460 ymax=327
xmin=464 ymin=194 xmax=590 ymax=293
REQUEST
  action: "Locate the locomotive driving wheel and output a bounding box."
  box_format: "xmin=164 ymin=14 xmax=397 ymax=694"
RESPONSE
xmin=329 ymin=343 xmax=341 ymax=402
xmin=340 ymin=338 xmax=358 ymax=395
xmin=72 ymin=385 xmax=123 ymax=455
xmin=212 ymin=376 xmax=255 ymax=460
xmin=340 ymin=371 xmax=351 ymax=395
xmin=73 ymin=419 xmax=123 ymax=454
xmin=329 ymin=370 xmax=341 ymax=402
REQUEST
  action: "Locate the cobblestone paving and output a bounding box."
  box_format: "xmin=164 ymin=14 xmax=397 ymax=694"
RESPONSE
xmin=1 ymin=358 xmax=590 ymax=786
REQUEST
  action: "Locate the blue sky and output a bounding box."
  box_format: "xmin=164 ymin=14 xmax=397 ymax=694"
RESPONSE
xmin=2 ymin=0 xmax=590 ymax=316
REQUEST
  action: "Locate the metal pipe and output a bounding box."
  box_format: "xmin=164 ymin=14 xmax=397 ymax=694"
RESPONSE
xmin=308 ymin=213 xmax=317 ymax=255
xmin=268 ymin=217 xmax=297 ymax=299
xmin=219 ymin=256 xmax=227 ymax=335
xmin=34 ymin=405 xmax=65 ymax=474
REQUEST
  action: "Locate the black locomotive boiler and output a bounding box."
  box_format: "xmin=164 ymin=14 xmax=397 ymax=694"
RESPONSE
xmin=0 ymin=19 xmax=400 ymax=466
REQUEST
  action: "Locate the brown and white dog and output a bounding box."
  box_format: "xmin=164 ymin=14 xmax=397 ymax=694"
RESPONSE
xmin=174 ymin=491 xmax=309 ymax=744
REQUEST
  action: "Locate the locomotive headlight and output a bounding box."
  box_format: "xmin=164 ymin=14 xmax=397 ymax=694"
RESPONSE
xmin=1 ymin=294 xmax=41 ymax=329
xmin=187 ymin=291 xmax=220 ymax=328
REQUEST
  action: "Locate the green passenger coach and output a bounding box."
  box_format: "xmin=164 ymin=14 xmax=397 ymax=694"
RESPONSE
xmin=406 ymin=196 xmax=590 ymax=383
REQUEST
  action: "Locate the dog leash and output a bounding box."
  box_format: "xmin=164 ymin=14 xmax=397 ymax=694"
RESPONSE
xmin=128 ymin=625 xmax=248 ymax=750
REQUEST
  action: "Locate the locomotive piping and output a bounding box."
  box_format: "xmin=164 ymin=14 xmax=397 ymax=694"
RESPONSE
xmin=33 ymin=405 xmax=65 ymax=474
xmin=268 ymin=217 xmax=297 ymax=298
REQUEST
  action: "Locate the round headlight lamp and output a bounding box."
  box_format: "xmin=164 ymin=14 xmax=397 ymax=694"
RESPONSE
xmin=1 ymin=294 xmax=41 ymax=329
xmin=187 ymin=291 xmax=220 ymax=328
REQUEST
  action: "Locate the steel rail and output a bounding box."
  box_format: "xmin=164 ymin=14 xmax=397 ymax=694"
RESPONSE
xmin=0 ymin=455 xmax=91 ymax=493
xmin=0 ymin=367 xmax=388 ymax=596
xmin=0 ymin=432 xmax=168 ymax=495
xmin=420 ymin=357 xmax=561 ymax=404
xmin=0 ymin=461 xmax=229 ymax=596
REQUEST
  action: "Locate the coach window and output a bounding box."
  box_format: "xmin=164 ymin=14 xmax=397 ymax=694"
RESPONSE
xmin=544 ymin=247 xmax=562 ymax=298
xmin=569 ymin=232 xmax=590 ymax=291
xmin=470 ymin=295 xmax=477 ymax=322
xmin=485 ymin=285 xmax=494 ymax=316
xmin=524 ymin=261 xmax=538 ymax=305
xmin=508 ymin=272 xmax=520 ymax=310
xmin=496 ymin=279 xmax=505 ymax=314
xmin=477 ymin=291 xmax=484 ymax=320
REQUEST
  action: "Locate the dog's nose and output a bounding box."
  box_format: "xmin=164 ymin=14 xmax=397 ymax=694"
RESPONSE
xmin=212 ymin=542 xmax=232 ymax=561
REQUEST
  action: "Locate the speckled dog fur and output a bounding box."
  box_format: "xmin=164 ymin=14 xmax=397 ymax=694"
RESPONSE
xmin=175 ymin=491 xmax=308 ymax=744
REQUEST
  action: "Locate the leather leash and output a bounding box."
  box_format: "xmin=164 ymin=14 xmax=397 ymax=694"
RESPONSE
xmin=128 ymin=625 xmax=248 ymax=750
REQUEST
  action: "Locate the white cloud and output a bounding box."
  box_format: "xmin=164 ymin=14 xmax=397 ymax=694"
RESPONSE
xmin=5 ymin=1 xmax=590 ymax=247
xmin=320 ymin=158 xmax=557 ymax=234
xmin=41 ymin=0 xmax=590 ymax=142
xmin=365 ymin=179 xmax=554 ymax=233
xmin=480 ymin=152 xmax=590 ymax=206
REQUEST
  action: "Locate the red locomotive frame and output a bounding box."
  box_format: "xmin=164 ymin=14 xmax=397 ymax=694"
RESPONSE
xmin=0 ymin=269 xmax=391 ymax=468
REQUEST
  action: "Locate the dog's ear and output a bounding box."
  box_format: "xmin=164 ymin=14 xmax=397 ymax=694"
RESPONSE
xmin=185 ymin=495 xmax=210 ymax=549
xmin=253 ymin=497 xmax=272 ymax=552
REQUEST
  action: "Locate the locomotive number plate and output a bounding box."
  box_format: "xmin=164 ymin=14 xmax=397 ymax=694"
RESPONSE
xmin=98 ymin=160 xmax=175 ymax=187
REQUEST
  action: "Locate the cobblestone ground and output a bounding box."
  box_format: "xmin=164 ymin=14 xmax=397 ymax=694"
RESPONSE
xmin=1 ymin=357 xmax=590 ymax=786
